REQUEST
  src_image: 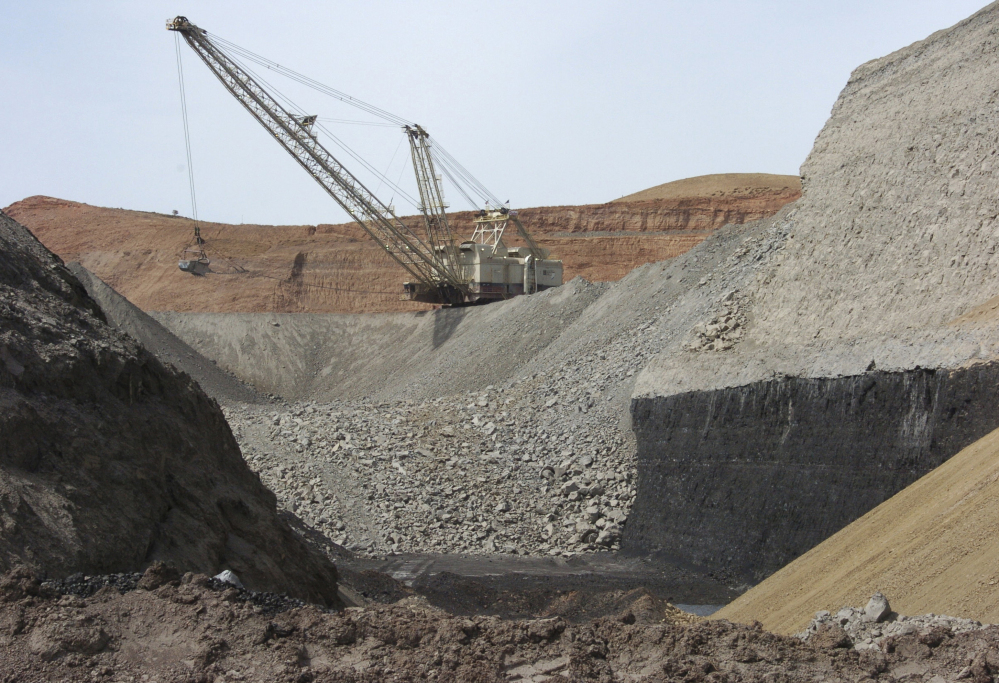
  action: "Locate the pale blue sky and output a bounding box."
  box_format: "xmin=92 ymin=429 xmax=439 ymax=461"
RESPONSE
xmin=0 ymin=1 xmax=990 ymax=225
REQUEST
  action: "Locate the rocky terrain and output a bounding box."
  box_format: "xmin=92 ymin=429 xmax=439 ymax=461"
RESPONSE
xmin=223 ymin=393 xmax=635 ymax=558
xmin=9 ymin=2 xmax=999 ymax=679
xmin=3 ymin=172 xmax=799 ymax=315
xmin=7 ymin=565 xmax=999 ymax=683
xmin=145 ymin=205 xmax=790 ymax=563
xmin=0 ymin=209 xmax=338 ymax=605
xmin=83 ymin=2 xmax=999 ymax=590
xmin=796 ymin=593 xmax=989 ymax=652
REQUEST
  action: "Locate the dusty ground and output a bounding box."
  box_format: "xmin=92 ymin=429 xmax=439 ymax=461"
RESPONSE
xmin=7 ymin=565 xmax=999 ymax=683
xmin=716 ymin=423 xmax=999 ymax=634
xmin=3 ymin=173 xmax=797 ymax=315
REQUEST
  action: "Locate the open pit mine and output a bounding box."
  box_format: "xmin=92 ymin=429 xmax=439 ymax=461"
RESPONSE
xmin=7 ymin=3 xmax=999 ymax=681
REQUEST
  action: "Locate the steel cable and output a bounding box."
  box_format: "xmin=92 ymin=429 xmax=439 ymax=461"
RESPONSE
xmin=175 ymin=33 xmax=204 ymax=252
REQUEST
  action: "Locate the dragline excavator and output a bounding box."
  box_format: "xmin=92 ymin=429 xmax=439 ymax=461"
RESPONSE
xmin=167 ymin=16 xmax=562 ymax=305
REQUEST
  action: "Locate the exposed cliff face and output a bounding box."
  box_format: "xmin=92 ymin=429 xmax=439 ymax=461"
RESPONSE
xmin=626 ymin=3 xmax=999 ymax=580
xmin=4 ymin=177 xmax=798 ymax=314
xmin=0 ymin=210 xmax=339 ymax=605
xmin=716 ymin=421 xmax=999 ymax=633
xmin=626 ymin=363 xmax=999 ymax=581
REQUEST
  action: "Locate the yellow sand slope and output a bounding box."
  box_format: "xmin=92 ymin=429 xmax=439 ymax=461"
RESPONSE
xmin=714 ymin=420 xmax=999 ymax=634
xmin=614 ymin=173 xmax=801 ymax=203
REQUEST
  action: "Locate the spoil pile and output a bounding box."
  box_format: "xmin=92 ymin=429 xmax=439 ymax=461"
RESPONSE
xmin=224 ymin=394 xmax=635 ymax=556
xmin=638 ymin=1 xmax=999 ymax=397
xmin=0 ymin=210 xmax=338 ymax=605
xmin=715 ymin=423 xmax=999 ymax=633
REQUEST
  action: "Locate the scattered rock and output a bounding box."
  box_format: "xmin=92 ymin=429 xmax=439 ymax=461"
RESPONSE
xmin=213 ymin=570 xmax=244 ymax=589
xmin=864 ymin=592 xmax=891 ymax=623
xmin=797 ymin=594 xmax=989 ymax=651
xmin=137 ymin=562 xmax=181 ymax=591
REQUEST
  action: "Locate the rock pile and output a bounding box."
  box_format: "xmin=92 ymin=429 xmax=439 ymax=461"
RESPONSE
xmin=686 ymin=291 xmax=747 ymax=352
xmin=796 ymin=593 xmax=989 ymax=651
xmin=225 ymin=384 xmax=638 ymax=557
xmin=208 ymin=222 xmax=771 ymax=558
xmin=145 ymin=200 xmax=784 ymax=561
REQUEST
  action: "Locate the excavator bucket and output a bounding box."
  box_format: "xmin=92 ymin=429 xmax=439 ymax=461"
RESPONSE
xmin=178 ymin=258 xmax=210 ymax=276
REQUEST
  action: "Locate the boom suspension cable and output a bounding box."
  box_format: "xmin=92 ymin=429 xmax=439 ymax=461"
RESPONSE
xmin=206 ymin=30 xmax=503 ymax=211
xmin=174 ymin=33 xmax=204 ymax=253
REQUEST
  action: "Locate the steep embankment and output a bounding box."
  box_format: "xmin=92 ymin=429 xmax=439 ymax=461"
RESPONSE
xmin=0 ymin=210 xmax=339 ymax=605
xmin=4 ymin=173 xmax=797 ymax=314
xmin=714 ymin=423 xmax=999 ymax=633
xmin=67 ymin=263 xmax=258 ymax=404
xmin=627 ymin=2 xmax=999 ymax=580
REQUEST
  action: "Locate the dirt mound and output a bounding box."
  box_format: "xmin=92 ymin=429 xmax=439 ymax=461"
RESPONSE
xmin=714 ymin=423 xmax=999 ymax=634
xmin=0 ymin=210 xmax=338 ymax=605
xmin=3 ymin=182 xmax=797 ymax=314
xmin=614 ymin=172 xmax=801 ymax=203
xmin=66 ymin=263 xmax=258 ymax=403
xmin=6 ymin=565 xmax=992 ymax=682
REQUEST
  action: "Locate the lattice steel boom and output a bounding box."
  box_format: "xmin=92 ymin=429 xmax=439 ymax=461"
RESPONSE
xmin=167 ymin=16 xmax=467 ymax=303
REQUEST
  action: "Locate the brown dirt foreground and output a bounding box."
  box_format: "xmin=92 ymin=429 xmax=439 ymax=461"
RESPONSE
xmin=6 ymin=567 xmax=999 ymax=683
xmin=716 ymin=422 xmax=999 ymax=635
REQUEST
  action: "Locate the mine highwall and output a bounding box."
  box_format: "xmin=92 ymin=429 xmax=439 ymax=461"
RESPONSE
xmin=623 ymin=362 xmax=999 ymax=582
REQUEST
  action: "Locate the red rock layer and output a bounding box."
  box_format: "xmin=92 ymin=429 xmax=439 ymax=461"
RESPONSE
xmin=5 ymin=186 xmax=798 ymax=313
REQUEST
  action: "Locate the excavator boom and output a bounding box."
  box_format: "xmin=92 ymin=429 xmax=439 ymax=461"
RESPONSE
xmin=168 ymin=16 xmax=562 ymax=305
xmin=167 ymin=16 xmax=467 ymax=303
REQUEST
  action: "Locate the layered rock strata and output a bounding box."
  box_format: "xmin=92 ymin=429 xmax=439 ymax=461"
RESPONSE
xmin=4 ymin=174 xmax=798 ymax=315
xmin=626 ymin=362 xmax=999 ymax=579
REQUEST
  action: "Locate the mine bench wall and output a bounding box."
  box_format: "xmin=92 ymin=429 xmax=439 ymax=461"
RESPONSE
xmin=624 ymin=362 xmax=999 ymax=581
